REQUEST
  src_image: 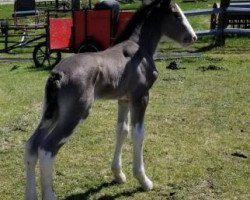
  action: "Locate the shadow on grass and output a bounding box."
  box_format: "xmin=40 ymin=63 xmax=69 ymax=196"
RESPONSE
xmin=26 ymin=65 xmax=53 ymax=72
xmin=192 ymin=43 xmax=217 ymax=53
xmin=62 ymin=181 xmax=143 ymax=200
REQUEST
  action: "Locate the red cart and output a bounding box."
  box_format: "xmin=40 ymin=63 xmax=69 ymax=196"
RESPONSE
xmin=33 ymin=8 xmax=134 ymax=67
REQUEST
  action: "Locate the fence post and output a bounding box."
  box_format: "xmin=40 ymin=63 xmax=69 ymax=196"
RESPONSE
xmin=215 ymin=0 xmax=230 ymax=46
xmin=72 ymin=0 xmax=80 ymax=10
xmin=55 ymin=0 xmax=59 ymax=9
xmin=210 ymin=3 xmax=220 ymax=30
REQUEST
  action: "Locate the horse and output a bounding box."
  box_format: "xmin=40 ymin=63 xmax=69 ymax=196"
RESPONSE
xmin=25 ymin=0 xmax=197 ymax=199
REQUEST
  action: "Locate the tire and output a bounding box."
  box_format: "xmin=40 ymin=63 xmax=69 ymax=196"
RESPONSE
xmin=33 ymin=42 xmax=61 ymax=68
xmin=77 ymin=39 xmax=100 ymax=53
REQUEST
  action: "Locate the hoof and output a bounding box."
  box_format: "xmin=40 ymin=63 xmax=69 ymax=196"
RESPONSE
xmin=42 ymin=192 xmax=57 ymax=200
xmin=113 ymin=172 xmax=127 ymax=184
xmin=141 ymin=179 xmax=153 ymax=191
xmin=135 ymin=175 xmax=153 ymax=191
xmin=25 ymin=194 xmax=37 ymax=200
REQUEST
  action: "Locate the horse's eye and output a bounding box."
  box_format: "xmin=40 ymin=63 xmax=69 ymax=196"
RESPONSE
xmin=173 ymin=12 xmax=182 ymax=21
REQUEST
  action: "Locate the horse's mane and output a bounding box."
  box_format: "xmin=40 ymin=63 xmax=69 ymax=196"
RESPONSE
xmin=114 ymin=0 xmax=162 ymax=45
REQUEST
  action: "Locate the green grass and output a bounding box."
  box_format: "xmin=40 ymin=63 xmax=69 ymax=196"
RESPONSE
xmin=0 ymin=4 xmax=12 ymax=19
xmin=0 ymin=1 xmax=250 ymax=200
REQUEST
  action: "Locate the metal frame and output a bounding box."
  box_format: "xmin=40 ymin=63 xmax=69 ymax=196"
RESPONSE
xmin=0 ymin=18 xmax=46 ymax=53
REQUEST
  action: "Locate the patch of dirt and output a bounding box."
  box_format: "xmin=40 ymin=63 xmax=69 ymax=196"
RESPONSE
xmin=231 ymin=151 xmax=247 ymax=159
xmin=197 ymin=65 xmax=226 ymax=72
xmin=166 ymin=61 xmax=185 ymax=70
xmin=168 ymin=192 xmax=176 ymax=200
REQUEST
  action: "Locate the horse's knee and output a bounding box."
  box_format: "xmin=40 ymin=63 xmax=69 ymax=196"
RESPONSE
xmin=25 ymin=138 xmax=38 ymax=165
xmin=25 ymin=139 xmax=32 ymax=157
xmin=122 ymin=123 xmax=129 ymax=135
xmin=38 ymin=146 xmax=51 ymax=157
xmin=116 ymin=122 xmax=129 ymax=135
xmin=25 ymin=124 xmax=48 ymax=156
xmin=24 ymin=140 xmax=37 ymax=169
xmin=38 ymin=148 xmax=54 ymax=178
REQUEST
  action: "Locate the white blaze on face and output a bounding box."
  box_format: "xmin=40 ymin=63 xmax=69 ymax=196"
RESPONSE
xmin=175 ymin=3 xmax=197 ymax=44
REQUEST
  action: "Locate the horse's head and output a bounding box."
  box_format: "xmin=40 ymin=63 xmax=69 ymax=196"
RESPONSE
xmin=158 ymin=0 xmax=197 ymax=46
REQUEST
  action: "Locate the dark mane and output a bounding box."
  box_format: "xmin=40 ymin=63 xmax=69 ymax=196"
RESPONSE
xmin=114 ymin=0 xmax=162 ymax=45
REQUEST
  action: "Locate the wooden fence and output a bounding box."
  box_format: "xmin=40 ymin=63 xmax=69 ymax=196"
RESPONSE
xmin=184 ymin=0 xmax=250 ymax=45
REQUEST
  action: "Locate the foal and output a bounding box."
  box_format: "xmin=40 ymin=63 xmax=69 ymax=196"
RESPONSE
xmin=25 ymin=0 xmax=197 ymax=199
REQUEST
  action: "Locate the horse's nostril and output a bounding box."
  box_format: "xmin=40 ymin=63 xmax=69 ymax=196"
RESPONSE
xmin=183 ymin=35 xmax=192 ymax=44
xmin=183 ymin=35 xmax=197 ymax=44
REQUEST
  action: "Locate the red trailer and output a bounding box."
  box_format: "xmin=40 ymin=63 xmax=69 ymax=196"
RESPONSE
xmin=33 ymin=8 xmax=134 ymax=67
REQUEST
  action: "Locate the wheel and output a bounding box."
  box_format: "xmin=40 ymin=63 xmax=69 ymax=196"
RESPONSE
xmin=77 ymin=39 xmax=100 ymax=53
xmin=33 ymin=42 xmax=61 ymax=68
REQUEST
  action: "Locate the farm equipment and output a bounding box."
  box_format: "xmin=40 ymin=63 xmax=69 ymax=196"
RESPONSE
xmin=0 ymin=0 xmax=47 ymax=53
xmin=32 ymin=2 xmax=134 ymax=68
xmin=36 ymin=0 xmax=71 ymax=11
xmin=0 ymin=0 xmax=134 ymax=67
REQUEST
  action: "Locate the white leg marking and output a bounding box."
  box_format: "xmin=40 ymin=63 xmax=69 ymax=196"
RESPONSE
xmin=25 ymin=145 xmax=38 ymax=200
xmin=38 ymin=149 xmax=56 ymax=200
xmin=112 ymin=122 xmax=129 ymax=183
xmin=132 ymin=123 xmax=153 ymax=191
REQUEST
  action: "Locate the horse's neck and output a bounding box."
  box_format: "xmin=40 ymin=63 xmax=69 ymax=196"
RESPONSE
xmin=129 ymin=14 xmax=163 ymax=56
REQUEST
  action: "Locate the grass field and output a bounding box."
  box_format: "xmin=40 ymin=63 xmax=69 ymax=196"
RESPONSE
xmin=0 ymin=1 xmax=250 ymax=200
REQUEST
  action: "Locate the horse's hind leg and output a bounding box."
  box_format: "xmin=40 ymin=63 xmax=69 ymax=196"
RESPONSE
xmin=38 ymin=102 xmax=91 ymax=200
xmin=112 ymin=100 xmax=129 ymax=183
xmin=130 ymin=94 xmax=153 ymax=191
xmin=25 ymin=117 xmax=56 ymax=200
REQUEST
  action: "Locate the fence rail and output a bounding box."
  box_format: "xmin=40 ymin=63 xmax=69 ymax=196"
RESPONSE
xmin=196 ymin=28 xmax=250 ymax=35
xmin=184 ymin=7 xmax=250 ymax=16
xmin=184 ymin=8 xmax=220 ymax=16
xmin=184 ymin=0 xmax=250 ymax=45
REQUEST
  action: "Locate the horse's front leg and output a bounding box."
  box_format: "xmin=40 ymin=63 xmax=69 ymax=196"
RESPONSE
xmin=111 ymin=99 xmax=129 ymax=183
xmin=130 ymin=94 xmax=153 ymax=191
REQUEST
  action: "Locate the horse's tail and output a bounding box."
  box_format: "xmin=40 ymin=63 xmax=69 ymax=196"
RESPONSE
xmin=42 ymin=71 xmax=63 ymax=122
